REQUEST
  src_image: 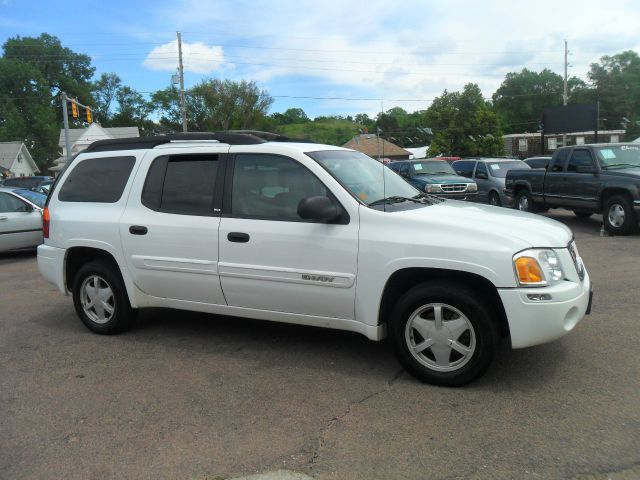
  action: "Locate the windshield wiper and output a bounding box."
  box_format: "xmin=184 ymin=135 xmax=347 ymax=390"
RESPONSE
xmin=369 ymin=195 xmax=422 ymax=206
xmin=604 ymin=163 xmax=639 ymax=170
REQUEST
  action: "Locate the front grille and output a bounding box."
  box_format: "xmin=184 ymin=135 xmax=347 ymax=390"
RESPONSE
xmin=569 ymin=241 xmax=585 ymax=281
xmin=440 ymin=183 xmax=468 ymax=193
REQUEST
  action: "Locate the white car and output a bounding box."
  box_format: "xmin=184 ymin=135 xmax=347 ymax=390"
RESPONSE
xmin=37 ymin=132 xmax=592 ymax=386
xmin=0 ymin=187 xmax=46 ymax=252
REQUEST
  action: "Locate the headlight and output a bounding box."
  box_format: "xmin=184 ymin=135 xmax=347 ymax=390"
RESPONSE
xmin=467 ymin=183 xmax=477 ymax=192
xmin=425 ymin=184 xmax=443 ymax=193
xmin=513 ymin=249 xmax=564 ymax=287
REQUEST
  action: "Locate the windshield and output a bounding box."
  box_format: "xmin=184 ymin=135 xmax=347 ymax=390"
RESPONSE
xmin=595 ymin=145 xmax=640 ymax=169
xmin=412 ymin=161 xmax=456 ymax=175
xmin=14 ymin=189 xmax=46 ymax=208
xmin=308 ymin=150 xmax=420 ymax=205
xmin=487 ymin=161 xmax=529 ymax=178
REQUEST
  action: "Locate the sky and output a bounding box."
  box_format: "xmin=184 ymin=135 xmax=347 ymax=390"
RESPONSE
xmin=1 ymin=0 xmax=640 ymax=119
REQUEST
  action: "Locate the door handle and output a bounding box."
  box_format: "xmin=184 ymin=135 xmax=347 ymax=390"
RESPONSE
xmin=129 ymin=225 xmax=148 ymax=235
xmin=227 ymin=232 xmax=250 ymax=243
xmin=0 ymin=216 xmax=7 ymax=221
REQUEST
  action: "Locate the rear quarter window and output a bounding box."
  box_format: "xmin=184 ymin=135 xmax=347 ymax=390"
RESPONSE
xmin=58 ymin=156 xmax=135 ymax=203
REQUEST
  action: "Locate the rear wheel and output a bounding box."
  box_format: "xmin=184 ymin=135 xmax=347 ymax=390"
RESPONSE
xmin=489 ymin=192 xmax=502 ymax=207
xmin=389 ymin=282 xmax=499 ymax=387
xmin=72 ymin=260 xmax=135 ymax=334
xmin=603 ymin=194 xmax=638 ymax=235
xmin=515 ymin=190 xmax=536 ymax=213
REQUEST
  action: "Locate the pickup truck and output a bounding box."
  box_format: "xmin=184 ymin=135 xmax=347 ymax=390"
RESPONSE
xmin=505 ymin=143 xmax=640 ymax=235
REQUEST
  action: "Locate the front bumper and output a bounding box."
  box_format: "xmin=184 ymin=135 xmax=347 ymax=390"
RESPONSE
xmin=37 ymin=244 xmax=68 ymax=294
xmin=434 ymin=192 xmax=478 ymax=201
xmin=498 ymin=269 xmax=591 ymax=348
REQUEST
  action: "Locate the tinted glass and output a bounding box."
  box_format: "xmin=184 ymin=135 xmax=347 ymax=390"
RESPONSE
xmin=232 ymin=154 xmax=328 ymax=220
xmin=551 ymin=149 xmax=570 ymax=172
xmin=3 ymin=177 xmax=42 ymax=189
xmin=0 ymin=192 xmax=27 ymax=212
xmin=58 ymin=156 xmax=135 ymax=202
xmin=142 ymin=154 xmax=218 ymax=215
xmin=452 ymin=161 xmax=475 ymax=178
xmin=525 ymin=158 xmax=550 ymax=169
xmin=486 ymin=161 xmax=529 ymax=178
xmin=475 ymin=162 xmax=488 ymax=178
xmin=567 ymin=150 xmax=595 ymax=172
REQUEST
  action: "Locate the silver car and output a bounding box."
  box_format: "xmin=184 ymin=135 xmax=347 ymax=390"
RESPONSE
xmin=452 ymin=158 xmax=530 ymax=206
xmin=0 ymin=187 xmax=46 ymax=252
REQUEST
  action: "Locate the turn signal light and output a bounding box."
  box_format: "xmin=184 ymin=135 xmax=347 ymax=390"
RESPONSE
xmin=515 ymin=256 xmax=544 ymax=284
xmin=42 ymin=207 xmax=50 ymax=238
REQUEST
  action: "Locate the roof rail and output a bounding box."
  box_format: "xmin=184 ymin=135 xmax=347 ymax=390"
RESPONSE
xmin=81 ymin=130 xmax=322 ymax=153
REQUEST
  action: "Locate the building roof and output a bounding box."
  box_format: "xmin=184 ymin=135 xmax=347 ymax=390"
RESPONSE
xmin=503 ymin=130 xmax=625 ymax=139
xmin=0 ymin=141 xmax=22 ymax=169
xmin=343 ymin=135 xmax=411 ymax=158
xmin=58 ymin=126 xmax=140 ymax=146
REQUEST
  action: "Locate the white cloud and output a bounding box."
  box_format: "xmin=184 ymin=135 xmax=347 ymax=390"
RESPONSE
xmin=143 ymin=40 xmax=226 ymax=74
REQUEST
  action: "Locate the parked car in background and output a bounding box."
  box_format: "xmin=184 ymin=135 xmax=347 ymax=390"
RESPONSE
xmin=452 ymin=158 xmax=530 ymax=206
xmin=429 ymin=156 xmax=461 ymax=164
xmin=0 ymin=187 xmax=46 ymax=252
xmin=387 ymin=159 xmax=478 ymax=200
xmin=33 ymin=180 xmax=54 ymax=195
xmin=524 ymin=156 xmax=552 ymax=170
xmin=505 ymin=143 xmax=640 ymax=235
xmin=2 ymin=176 xmax=53 ymax=191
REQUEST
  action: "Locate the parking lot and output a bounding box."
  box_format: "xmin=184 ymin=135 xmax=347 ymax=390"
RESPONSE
xmin=1 ymin=210 xmax=639 ymax=480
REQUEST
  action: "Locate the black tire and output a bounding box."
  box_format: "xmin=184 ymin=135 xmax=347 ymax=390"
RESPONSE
xmin=72 ymin=260 xmax=135 ymax=334
xmin=515 ymin=189 xmax=537 ymax=213
xmin=603 ymin=194 xmax=638 ymax=235
xmin=389 ymin=282 xmax=499 ymax=387
xmin=573 ymin=211 xmax=593 ymax=219
xmin=489 ymin=191 xmax=502 ymax=207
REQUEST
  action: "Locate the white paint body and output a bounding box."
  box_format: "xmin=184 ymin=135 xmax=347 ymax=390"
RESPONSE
xmin=38 ymin=141 xmax=591 ymax=348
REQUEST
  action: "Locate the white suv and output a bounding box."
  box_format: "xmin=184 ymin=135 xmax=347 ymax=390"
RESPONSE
xmin=38 ymin=132 xmax=592 ymax=386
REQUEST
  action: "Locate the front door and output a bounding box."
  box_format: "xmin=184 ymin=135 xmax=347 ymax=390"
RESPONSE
xmin=473 ymin=162 xmax=490 ymax=203
xmin=0 ymin=192 xmax=41 ymax=251
xmin=120 ymin=148 xmax=227 ymax=304
xmin=218 ymin=153 xmax=359 ymax=320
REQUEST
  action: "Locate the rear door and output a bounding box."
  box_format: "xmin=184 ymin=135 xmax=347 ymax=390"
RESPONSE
xmin=0 ymin=192 xmax=42 ymax=251
xmin=543 ymin=148 xmax=570 ymax=206
xmin=120 ymin=147 xmax=228 ymax=304
xmin=473 ymin=161 xmax=490 ymax=202
xmin=563 ymin=148 xmax=599 ymax=210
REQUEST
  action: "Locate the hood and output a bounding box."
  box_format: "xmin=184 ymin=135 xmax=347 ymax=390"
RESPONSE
xmin=602 ymin=167 xmax=640 ymax=178
xmin=415 ymin=174 xmax=470 ymax=184
xmin=392 ymin=200 xmax=573 ymax=249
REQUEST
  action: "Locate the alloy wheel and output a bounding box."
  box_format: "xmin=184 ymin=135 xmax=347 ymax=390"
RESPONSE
xmin=80 ymin=275 xmax=115 ymax=324
xmin=608 ymin=203 xmax=626 ymax=228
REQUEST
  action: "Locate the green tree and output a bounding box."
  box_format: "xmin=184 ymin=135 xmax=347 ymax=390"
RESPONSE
xmin=90 ymin=73 xmax=122 ymax=124
xmin=271 ymin=108 xmax=310 ymax=125
xmin=111 ymin=86 xmax=155 ymax=135
xmin=588 ymin=50 xmax=640 ymax=138
xmin=426 ymin=84 xmax=503 ymax=157
xmin=492 ymin=68 xmax=587 ymax=134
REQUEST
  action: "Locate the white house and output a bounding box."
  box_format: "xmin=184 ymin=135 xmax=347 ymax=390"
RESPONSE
xmin=0 ymin=142 xmax=40 ymax=178
xmin=50 ymin=124 xmax=139 ymax=174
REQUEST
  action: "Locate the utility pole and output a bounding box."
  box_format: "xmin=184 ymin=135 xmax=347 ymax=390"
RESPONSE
xmin=62 ymin=92 xmax=72 ymax=164
xmin=562 ymin=40 xmax=568 ymax=148
xmin=177 ymin=31 xmax=188 ymax=132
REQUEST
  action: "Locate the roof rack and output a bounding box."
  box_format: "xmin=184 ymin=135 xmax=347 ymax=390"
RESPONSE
xmin=82 ymin=130 xmax=313 ymax=153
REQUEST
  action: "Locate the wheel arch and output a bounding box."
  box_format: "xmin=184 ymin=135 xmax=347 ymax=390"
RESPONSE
xmin=64 ymin=246 xmax=139 ymax=308
xmin=599 ymin=187 xmax=633 ymax=210
xmin=377 ymin=267 xmax=509 ymax=337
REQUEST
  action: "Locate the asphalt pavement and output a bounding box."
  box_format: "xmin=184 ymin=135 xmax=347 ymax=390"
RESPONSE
xmin=1 ymin=210 xmax=639 ymax=480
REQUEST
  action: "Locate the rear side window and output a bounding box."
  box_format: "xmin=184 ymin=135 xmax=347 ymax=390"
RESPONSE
xmin=142 ymin=154 xmax=219 ymax=215
xmin=567 ymin=150 xmax=595 ymax=172
xmin=551 ymin=149 xmax=570 ymax=172
xmin=58 ymin=156 xmax=135 ymax=203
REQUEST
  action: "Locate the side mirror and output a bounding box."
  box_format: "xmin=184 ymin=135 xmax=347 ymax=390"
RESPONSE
xmin=576 ymin=165 xmax=596 ymax=174
xmin=298 ymin=196 xmax=341 ymax=222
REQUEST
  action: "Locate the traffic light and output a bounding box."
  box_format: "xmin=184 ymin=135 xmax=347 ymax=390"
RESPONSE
xmin=70 ymin=101 xmax=78 ymax=118
xmin=84 ymin=107 xmax=92 ymax=124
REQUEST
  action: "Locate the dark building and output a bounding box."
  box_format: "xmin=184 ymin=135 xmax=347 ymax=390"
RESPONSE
xmin=503 ymin=130 xmax=625 ymax=158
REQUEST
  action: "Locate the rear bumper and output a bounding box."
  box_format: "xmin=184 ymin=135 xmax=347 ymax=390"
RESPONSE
xmin=498 ymin=270 xmax=591 ymax=348
xmin=37 ymin=244 xmax=67 ymax=294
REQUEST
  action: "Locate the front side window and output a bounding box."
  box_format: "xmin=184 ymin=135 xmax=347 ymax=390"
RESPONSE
xmin=475 ymin=162 xmax=488 ymax=178
xmin=452 ymin=160 xmax=476 ymax=178
xmin=59 ymin=156 xmax=135 ymax=203
xmin=142 ymin=154 xmax=218 ymax=215
xmin=308 ymin=150 xmax=419 ymax=206
xmin=231 ymin=154 xmax=328 ymax=220
xmin=567 ymin=150 xmax=595 ymax=172
xmin=0 ymin=192 xmax=28 ymax=213
xmin=551 ymin=149 xmax=570 ymax=172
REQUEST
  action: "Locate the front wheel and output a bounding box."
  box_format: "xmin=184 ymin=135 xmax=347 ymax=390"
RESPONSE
xmin=603 ymin=195 xmax=638 ymax=235
xmin=489 ymin=191 xmax=502 ymax=207
xmin=515 ymin=190 xmax=535 ymax=212
xmin=389 ymin=282 xmax=499 ymax=387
